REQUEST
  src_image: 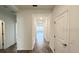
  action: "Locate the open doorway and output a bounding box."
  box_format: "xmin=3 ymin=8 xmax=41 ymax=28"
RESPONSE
xmin=0 ymin=19 xmax=17 ymax=53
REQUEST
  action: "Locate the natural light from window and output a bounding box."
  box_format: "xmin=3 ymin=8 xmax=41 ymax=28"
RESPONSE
xmin=36 ymin=21 xmax=44 ymax=46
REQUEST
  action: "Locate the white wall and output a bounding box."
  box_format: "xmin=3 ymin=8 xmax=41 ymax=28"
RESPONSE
xmin=44 ymin=15 xmax=51 ymax=42
xmin=16 ymin=8 xmax=51 ymax=50
xmin=16 ymin=9 xmax=32 ymax=50
xmin=69 ymin=6 xmax=79 ymax=52
xmin=49 ymin=15 xmax=54 ymax=52
xmin=0 ymin=9 xmax=16 ymax=49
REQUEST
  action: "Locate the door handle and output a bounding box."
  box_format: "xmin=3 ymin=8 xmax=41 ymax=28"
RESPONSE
xmin=63 ymin=43 xmax=67 ymax=47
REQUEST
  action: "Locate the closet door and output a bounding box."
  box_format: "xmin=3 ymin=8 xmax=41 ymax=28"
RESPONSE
xmin=54 ymin=10 xmax=69 ymax=53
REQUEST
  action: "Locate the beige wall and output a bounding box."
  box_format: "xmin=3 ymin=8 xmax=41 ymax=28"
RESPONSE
xmin=69 ymin=6 xmax=79 ymax=52
xmin=16 ymin=9 xmax=32 ymax=50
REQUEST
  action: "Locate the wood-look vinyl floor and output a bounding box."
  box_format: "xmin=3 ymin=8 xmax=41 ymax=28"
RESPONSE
xmin=0 ymin=40 xmax=53 ymax=53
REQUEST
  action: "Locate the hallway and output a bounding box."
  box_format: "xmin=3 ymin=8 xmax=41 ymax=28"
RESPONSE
xmin=1 ymin=5 xmax=79 ymax=53
xmin=32 ymin=39 xmax=53 ymax=53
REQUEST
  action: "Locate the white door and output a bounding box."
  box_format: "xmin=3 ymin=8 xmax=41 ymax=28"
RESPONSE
xmin=54 ymin=10 xmax=69 ymax=53
xmin=0 ymin=20 xmax=5 ymax=49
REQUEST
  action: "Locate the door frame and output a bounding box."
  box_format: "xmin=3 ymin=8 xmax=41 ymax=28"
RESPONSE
xmin=54 ymin=9 xmax=70 ymax=53
xmin=0 ymin=16 xmax=5 ymax=49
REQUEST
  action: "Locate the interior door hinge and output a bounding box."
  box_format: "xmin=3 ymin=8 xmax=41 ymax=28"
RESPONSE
xmin=2 ymin=33 xmax=4 ymax=35
xmin=54 ymin=35 xmax=56 ymax=38
xmin=2 ymin=42 xmax=4 ymax=46
xmin=54 ymin=49 xmax=55 ymax=52
xmin=54 ymin=21 xmax=56 ymax=24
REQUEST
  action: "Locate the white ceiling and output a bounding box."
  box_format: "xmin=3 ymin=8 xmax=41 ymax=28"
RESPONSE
xmin=0 ymin=5 xmax=54 ymax=15
xmin=16 ymin=5 xmax=54 ymax=9
xmin=0 ymin=5 xmax=17 ymax=15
